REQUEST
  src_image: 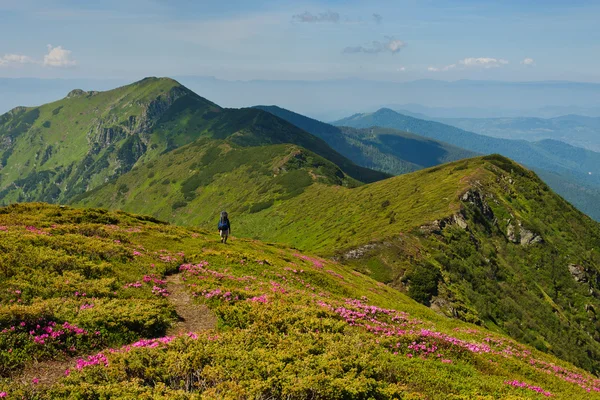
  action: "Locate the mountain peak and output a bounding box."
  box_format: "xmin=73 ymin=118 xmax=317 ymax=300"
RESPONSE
xmin=134 ymin=76 xmax=181 ymax=86
xmin=66 ymin=88 xmax=99 ymax=99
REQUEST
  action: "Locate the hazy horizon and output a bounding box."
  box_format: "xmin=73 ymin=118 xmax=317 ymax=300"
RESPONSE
xmin=2 ymin=75 xmax=600 ymax=121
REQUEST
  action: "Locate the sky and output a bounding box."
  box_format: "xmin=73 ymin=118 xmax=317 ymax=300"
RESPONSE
xmin=1 ymin=0 xmax=600 ymax=82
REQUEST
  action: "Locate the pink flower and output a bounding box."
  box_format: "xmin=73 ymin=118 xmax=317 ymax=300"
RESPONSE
xmin=0 ymin=391 xmax=7 ymax=397
xmin=32 ymin=378 xmax=39 ymax=384
xmin=504 ymin=380 xmax=553 ymax=397
xmin=248 ymin=295 xmax=268 ymax=304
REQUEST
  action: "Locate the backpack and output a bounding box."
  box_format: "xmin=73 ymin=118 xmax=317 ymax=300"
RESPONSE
xmin=218 ymin=211 xmax=229 ymax=230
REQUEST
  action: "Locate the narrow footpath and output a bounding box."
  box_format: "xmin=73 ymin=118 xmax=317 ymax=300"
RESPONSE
xmin=13 ymin=271 xmax=216 ymax=387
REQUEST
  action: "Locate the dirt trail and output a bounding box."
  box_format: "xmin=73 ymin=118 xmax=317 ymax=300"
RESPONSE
xmin=12 ymin=272 xmax=216 ymax=387
xmin=166 ymin=273 xmax=217 ymax=334
xmin=16 ymin=359 xmax=73 ymax=386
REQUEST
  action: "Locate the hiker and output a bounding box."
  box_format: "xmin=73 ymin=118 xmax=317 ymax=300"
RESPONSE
xmin=218 ymin=211 xmax=231 ymax=244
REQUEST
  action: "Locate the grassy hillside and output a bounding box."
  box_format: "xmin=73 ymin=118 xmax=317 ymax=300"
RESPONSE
xmin=76 ymin=139 xmax=360 ymax=223
xmin=78 ymin=153 xmax=600 ymax=374
xmin=334 ymin=108 xmax=600 ymax=220
xmin=0 ymin=78 xmax=386 ymax=206
xmin=255 ymin=105 xmax=477 ymax=175
xmin=1 ymin=203 xmax=599 ymax=398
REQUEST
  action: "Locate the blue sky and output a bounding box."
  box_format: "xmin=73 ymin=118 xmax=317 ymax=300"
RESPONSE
xmin=1 ymin=0 xmax=599 ymax=82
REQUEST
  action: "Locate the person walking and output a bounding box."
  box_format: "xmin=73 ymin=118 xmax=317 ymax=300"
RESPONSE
xmin=218 ymin=211 xmax=231 ymax=244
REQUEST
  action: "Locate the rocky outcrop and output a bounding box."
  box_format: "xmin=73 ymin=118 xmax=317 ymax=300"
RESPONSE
xmin=430 ymin=297 xmax=459 ymax=318
xmin=453 ymin=213 xmax=468 ymax=229
xmin=86 ymin=86 xmax=189 ymax=150
xmin=67 ymin=89 xmax=86 ymax=98
xmin=419 ymin=218 xmax=448 ymax=235
xmin=519 ymin=227 xmax=543 ymax=246
xmin=506 ymin=220 xmax=543 ymax=246
xmin=507 ymin=223 xmax=518 ymax=243
xmin=568 ymin=264 xmax=588 ymax=283
xmin=338 ymin=243 xmax=380 ymax=261
xmin=461 ymin=189 xmax=494 ymax=221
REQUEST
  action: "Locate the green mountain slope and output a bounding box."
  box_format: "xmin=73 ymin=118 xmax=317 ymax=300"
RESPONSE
xmin=255 ymin=105 xmax=477 ymax=175
xmin=1 ymin=203 xmax=599 ymax=399
xmin=0 ymin=78 xmax=386 ymax=205
xmin=78 ymin=147 xmax=600 ymax=373
xmin=334 ymin=108 xmax=600 ymax=220
xmin=76 ymin=139 xmax=359 ymax=222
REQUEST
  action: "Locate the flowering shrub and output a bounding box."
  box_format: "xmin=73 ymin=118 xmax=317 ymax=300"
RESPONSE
xmin=0 ymin=204 xmax=598 ymax=399
xmin=293 ymin=253 xmax=324 ymax=269
xmin=504 ymin=380 xmax=553 ymax=397
xmin=151 ymin=286 xmax=169 ymax=297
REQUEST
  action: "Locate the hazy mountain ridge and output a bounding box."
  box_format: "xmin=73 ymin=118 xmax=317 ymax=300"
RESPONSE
xmin=254 ymin=105 xmax=477 ymax=175
xmin=334 ymin=108 xmax=600 ymax=221
xmin=4 ymin=76 xmax=600 ymax=121
xmin=427 ymin=114 xmax=600 ymax=152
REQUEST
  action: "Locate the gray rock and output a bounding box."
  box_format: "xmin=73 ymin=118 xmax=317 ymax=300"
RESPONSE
xmin=340 ymin=243 xmax=379 ymax=260
xmin=519 ymin=227 xmax=543 ymax=246
xmin=507 ymin=223 xmax=518 ymax=243
xmin=453 ymin=213 xmax=468 ymax=229
xmin=461 ymin=190 xmax=494 ymax=220
xmin=568 ymin=264 xmax=588 ymax=283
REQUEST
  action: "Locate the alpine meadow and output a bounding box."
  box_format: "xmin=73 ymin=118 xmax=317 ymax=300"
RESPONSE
xmin=2 ymin=1 xmax=600 ymax=399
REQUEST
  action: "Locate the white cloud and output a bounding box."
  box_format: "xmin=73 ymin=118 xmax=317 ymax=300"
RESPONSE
xmin=521 ymin=57 xmax=535 ymax=66
xmin=292 ymin=10 xmax=340 ymax=23
xmin=43 ymin=45 xmax=76 ymax=67
xmin=427 ymin=64 xmax=456 ymax=72
xmin=459 ymin=57 xmax=508 ymax=68
xmin=343 ymin=37 xmax=406 ymax=54
xmin=0 ymin=53 xmax=35 ymax=67
xmin=428 ymin=57 xmax=508 ymax=72
xmin=397 ymin=66 xmax=406 ymax=72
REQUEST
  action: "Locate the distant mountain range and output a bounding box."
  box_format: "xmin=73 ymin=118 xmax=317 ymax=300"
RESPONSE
xmin=3 ymin=76 xmax=600 ymax=121
xmin=424 ymin=115 xmax=600 ymax=152
xmin=390 ymin=103 xmax=600 ymax=119
xmin=334 ymin=108 xmax=600 ymax=221
xmin=254 ymin=105 xmax=477 ymax=175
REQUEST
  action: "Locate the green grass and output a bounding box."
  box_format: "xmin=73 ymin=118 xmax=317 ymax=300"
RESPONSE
xmin=0 ymin=203 xmax=599 ymax=398
xmin=77 ymin=153 xmax=600 ymax=374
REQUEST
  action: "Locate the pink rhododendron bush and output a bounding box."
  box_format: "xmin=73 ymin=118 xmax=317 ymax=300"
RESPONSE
xmin=0 ymin=204 xmax=599 ymax=399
